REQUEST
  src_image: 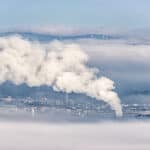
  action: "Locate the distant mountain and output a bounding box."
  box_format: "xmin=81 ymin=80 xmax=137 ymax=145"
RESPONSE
xmin=0 ymin=32 xmax=122 ymax=41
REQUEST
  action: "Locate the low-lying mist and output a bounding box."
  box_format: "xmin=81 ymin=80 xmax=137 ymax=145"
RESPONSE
xmin=0 ymin=121 xmax=149 ymax=150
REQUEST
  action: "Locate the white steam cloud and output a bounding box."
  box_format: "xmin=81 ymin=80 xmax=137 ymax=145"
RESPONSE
xmin=0 ymin=36 xmax=122 ymax=116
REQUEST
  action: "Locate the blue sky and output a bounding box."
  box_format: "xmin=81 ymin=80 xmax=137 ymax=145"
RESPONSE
xmin=0 ymin=0 xmax=150 ymax=29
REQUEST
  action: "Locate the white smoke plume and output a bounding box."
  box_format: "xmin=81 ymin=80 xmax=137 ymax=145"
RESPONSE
xmin=0 ymin=36 xmax=122 ymax=116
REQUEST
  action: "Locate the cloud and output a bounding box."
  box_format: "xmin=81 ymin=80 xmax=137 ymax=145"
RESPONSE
xmin=0 ymin=36 xmax=122 ymax=116
xmin=0 ymin=121 xmax=149 ymax=150
xmin=73 ymin=39 xmax=150 ymax=63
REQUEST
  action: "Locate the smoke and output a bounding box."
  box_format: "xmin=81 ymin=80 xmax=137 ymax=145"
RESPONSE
xmin=0 ymin=36 xmax=122 ymax=116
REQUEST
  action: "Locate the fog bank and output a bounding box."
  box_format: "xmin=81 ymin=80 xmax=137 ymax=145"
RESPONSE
xmin=0 ymin=121 xmax=149 ymax=150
